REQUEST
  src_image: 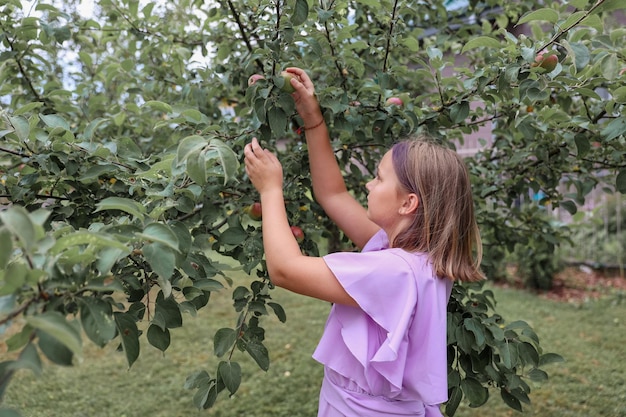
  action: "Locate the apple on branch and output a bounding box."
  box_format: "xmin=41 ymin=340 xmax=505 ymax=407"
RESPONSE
xmin=279 ymin=71 xmax=298 ymax=93
xmin=247 ymin=74 xmax=265 ymax=86
xmin=290 ymin=225 xmax=304 ymax=243
xmin=246 ymin=202 xmax=262 ymax=221
xmin=385 ymin=97 xmax=403 ymax=106
xmin=532 ymin=51 xmax=558 ymax=73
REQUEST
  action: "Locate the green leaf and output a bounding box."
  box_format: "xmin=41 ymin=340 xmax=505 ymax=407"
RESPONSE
xmin=539 ymin=352 xmax=565 ymax=366
xmin=78 ymin=297 xmax=116 ymax=347
xmin=267 ymin=106 xmax=287 ymax=137
xmin=176 ymin=135 xmax=206 ymax=164
xmin=461 ymin=36 xmax=502 ymax=53
xmin=574 ymin=134 xmax=591 ymax=156
xmin=0 ymin=206 xmax=37 ymax=251
xmin=563 ymin=41 xmax=590 ymax=72
xmin=561 ymin=11 xmax=587 ymax=31
xmin=184 ymin=370 xmax=211 ymax=390
xmin=500 ymin=388 xmax=523 ymax=412
xmin=267 ymin=302 xmax=287 ymax=323
xmin=461 ymin=377 xmax=488 ymax=407
xmin=40 ymin=113 xmax=70 ymax=130
xmin=592 ymin=0 xmax=626 ymax=14
xmin=155 ymin=292 xmax=183 ymax=329
xmin=601 ymin=118 xmax=626 ymax=141
xmin=114 ymin=312 xmax=140 ymax=368
xmin=219 ymin=226 xmax=248 ymax=246
xmin=143 ymin=100 xmax=172 ymax=113
xmin=186 ymin=149 xmax=207 ymax=185
xmin=13 ymin=102 xmax=44 ymax=116
xmin=290 ymin=0 xmax=308 ymax=26
xmin=96 ymin=247 xmax=126 ymax=275
xmin=206 ymin=139 xmax=239 ymax=185
xmin=517 ymin=8 xmax=559 ymax=25
xmin=218 ymin=361 xmax=241 ymax=394
xmin=181 ymin=109 xmax=206 ymax=124
xmin=600 ymin=53 xmax=619 ymax=80
xmin=527 ymin=367 xmax=548 ymax=382
xmin=50 ymin=231 xmax=129 ymax=255
xmin=26 ymin=312 xmax=82 ymax=357
xmin=147 ymin=324 xmax=171 ymax=352
xmin=445 ymin=385 xmax=463 ymax=416
xmin=463 ymin=317 xmax=485 ymax=348
xmin=244 ymin=340 xmax=270 ymax=371
xmin=37 ymin=330 xmax=73 ymax=366
xmin=137 ymin=223 xmax=180 ymax=253
xmin=559 ymin=200 xmax=577 ymax=215
xmin=195 ymin=279 xmax=225 ymax=292
xmin=143 ymin=243 xmax=176 ymax=295
xmin=5 ymin=325 xmax=32 ymax=352
xmin=496 ymin=340 xmax=514 ymax=369
xmin=616 ymin=170 xmax=626 ymax=194
xmin=613 ymin=86 xmax=626 ymax=104
xmin=0 ymin=227 xmax=12 ymax=269
xmin=82 ymin=117 xmax=107 ymax=140
xmin=10 ymin=343 xmax=41 ymax=376
xmin=8 ymin=116 xmax=30 ymax=141
xmin=95 ymin=197 xmax=146 ymax=221
xmin=214 ymin=328 xmax=237 ymax=357
xmin=517 ymin=342 xmax=540 ymax=367
xmin=450 ymin=101 xmax=470 ymax=124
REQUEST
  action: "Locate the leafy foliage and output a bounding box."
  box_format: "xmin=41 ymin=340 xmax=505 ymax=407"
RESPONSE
xmin=1 ymin=0 xmax=625 ymax=414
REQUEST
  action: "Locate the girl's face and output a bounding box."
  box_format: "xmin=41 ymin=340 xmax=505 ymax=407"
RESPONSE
xmin=365 ymin=150 xmax=410 ymax=231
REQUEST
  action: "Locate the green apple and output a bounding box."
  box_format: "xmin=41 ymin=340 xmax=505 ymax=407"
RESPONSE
xmin=280 ymin=71 xmax=296 ymax=93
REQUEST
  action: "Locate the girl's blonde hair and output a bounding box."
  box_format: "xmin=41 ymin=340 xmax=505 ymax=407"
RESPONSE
xmin=391 ymin=137 xmax=485 ymax=282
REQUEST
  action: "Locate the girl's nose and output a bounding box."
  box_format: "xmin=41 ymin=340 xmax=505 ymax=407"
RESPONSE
xmin=365 ymin=180 xmax=373 ymax=191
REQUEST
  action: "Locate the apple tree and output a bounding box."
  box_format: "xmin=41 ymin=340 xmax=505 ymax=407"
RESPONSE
xmin=1 ymin=0 xmax=625 ymax=415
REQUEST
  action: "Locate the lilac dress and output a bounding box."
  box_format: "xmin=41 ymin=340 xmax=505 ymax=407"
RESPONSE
xmin=313 ymin=230 xmax=453 ymax=416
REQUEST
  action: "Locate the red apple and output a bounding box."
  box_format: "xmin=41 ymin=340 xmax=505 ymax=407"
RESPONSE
xmin=280 ymin=71 xmax=296 ymax=93
xmin=248 ymin=74 xmax=265 ymax=86
xmin=385 ymin=97 xmax=403 ymax=106
xmin=248 ymin=202 xmax=262 ymax=221
xmin=290 ymin=225 xmax=304 ymax=243
xmin=533 ymin=52 xmax=558 ymax=72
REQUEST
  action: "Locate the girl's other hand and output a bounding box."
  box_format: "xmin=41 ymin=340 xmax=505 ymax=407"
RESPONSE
xmin=244 ymin=137 xmax=283 ymax=195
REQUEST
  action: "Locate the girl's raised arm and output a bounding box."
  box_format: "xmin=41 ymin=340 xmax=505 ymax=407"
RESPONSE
xmin=285 ymin=67 xmax=379 ymax=249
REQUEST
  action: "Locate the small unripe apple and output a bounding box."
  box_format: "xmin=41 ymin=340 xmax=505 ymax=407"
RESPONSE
xmin=248 ymin=202 xmax=262 ymax=221
xmin=280 ymin=71 xmax=296 ymax=93
xmin=290 ymin=225 xmax=304 ymax=243
xmin=248 ymin=74 xmax=265 ymax=86
xmin=385 ymin=97 xmax=403 ymax=106
xmin=533 ymin=52 xmax=558 ymax=72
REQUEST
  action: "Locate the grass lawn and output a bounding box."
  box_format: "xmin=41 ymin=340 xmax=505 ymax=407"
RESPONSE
xmin=3 ymin=272 xmax=626 ymax=417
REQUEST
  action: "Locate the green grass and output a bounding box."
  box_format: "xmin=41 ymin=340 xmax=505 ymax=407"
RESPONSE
xmin=3 ymin=277 xmax=626 ymax=417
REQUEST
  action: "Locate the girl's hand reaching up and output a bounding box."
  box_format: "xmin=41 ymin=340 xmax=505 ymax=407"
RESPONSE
xmin=283 ymin=67 xmax=324 ymax=129
xmin=244 ymin=137 xmax=283 ymax=195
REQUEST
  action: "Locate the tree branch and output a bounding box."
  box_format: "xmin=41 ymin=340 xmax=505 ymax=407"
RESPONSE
xmin=0 ymin=21 xmax=44 ymax=103
xmin=536 ymin=0 xmax=608 ymax=52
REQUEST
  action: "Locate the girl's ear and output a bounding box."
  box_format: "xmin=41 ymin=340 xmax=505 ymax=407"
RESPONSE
xmin=400 ymin=193 xmax=419 ymax=215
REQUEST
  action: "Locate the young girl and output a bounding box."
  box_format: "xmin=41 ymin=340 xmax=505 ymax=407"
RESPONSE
xmin=243 ymin=67 xmax=484 ymax=417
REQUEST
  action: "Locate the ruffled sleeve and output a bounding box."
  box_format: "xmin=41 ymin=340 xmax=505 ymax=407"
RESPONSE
xmin=313 ymin=230 xmax=451 ymax=404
